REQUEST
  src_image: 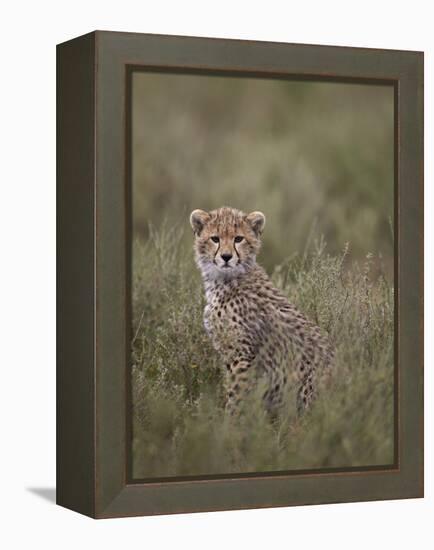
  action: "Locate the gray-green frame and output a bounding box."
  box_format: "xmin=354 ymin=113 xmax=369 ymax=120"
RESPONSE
xmin=57 ymin=31 xmax=423 ymax=518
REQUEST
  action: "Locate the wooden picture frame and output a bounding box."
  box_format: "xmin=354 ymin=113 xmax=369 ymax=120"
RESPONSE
xmin=57 ymin=30 xmax=424 ymax=518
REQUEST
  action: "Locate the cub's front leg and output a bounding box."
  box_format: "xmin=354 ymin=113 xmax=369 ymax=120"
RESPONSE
xmin=224 ymin=358 xmax=254 ymax=416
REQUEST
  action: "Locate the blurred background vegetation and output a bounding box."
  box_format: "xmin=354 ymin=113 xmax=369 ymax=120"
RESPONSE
xmin=132 ymin=73 xmax=394 ymax=272
xmin=131 ymin=72 xmax=395 ymax=479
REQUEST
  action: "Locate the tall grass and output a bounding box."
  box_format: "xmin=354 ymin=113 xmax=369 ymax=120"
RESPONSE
xmin=131 ymin=226 xmax=394 ymax=479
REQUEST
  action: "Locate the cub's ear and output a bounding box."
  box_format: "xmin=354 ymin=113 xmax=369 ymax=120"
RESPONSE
xmin=246 ymin=211 xmax=266 ymax=236
xmin=190 ymin=209 xmax=210 ymax=235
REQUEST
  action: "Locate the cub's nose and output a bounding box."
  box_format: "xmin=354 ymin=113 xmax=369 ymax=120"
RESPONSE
xmin=221 ymin=253 xmax=232 ymax=263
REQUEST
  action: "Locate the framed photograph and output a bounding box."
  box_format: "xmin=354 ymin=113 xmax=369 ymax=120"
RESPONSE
xmin=57 ymin=31 xmax=423 ymax=518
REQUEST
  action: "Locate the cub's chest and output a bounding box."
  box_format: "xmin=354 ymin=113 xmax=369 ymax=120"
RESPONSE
xmin=204 ymin=289 xmax=246 ymax=335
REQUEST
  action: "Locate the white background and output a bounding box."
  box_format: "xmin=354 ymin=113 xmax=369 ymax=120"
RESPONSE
xmin=1 ymin=1 xmax=432 ymax=548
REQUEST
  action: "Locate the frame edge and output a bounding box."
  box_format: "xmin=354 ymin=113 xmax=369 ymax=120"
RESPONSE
xmin=56 ymin=31 xmax=97 ymax=518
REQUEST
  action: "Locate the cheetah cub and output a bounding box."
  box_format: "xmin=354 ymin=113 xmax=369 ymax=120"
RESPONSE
xmin=190 ymin=206 xmax=333 ymax=417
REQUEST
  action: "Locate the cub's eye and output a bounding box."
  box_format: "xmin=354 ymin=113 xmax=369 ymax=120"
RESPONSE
xmin=210 ymin=236 xmax=220 ymax=243
xmin=234 ymin=236 xmax=244 ymax=243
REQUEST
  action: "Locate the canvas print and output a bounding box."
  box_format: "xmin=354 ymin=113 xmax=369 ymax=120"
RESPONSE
xmin=130 ymin=72 xmax=394 ymax=479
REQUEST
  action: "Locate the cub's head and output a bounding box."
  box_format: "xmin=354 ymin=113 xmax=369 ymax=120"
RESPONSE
xmin=189 ymin=206 xmax=265 ymax=280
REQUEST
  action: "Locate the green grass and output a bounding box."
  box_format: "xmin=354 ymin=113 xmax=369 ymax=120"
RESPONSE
xmin=131 ymin=226 xmax=394 ymax=479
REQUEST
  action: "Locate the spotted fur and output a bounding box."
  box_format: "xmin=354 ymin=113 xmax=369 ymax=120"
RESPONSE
xmin=190 ymin=206 xmax=334 ymax=416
